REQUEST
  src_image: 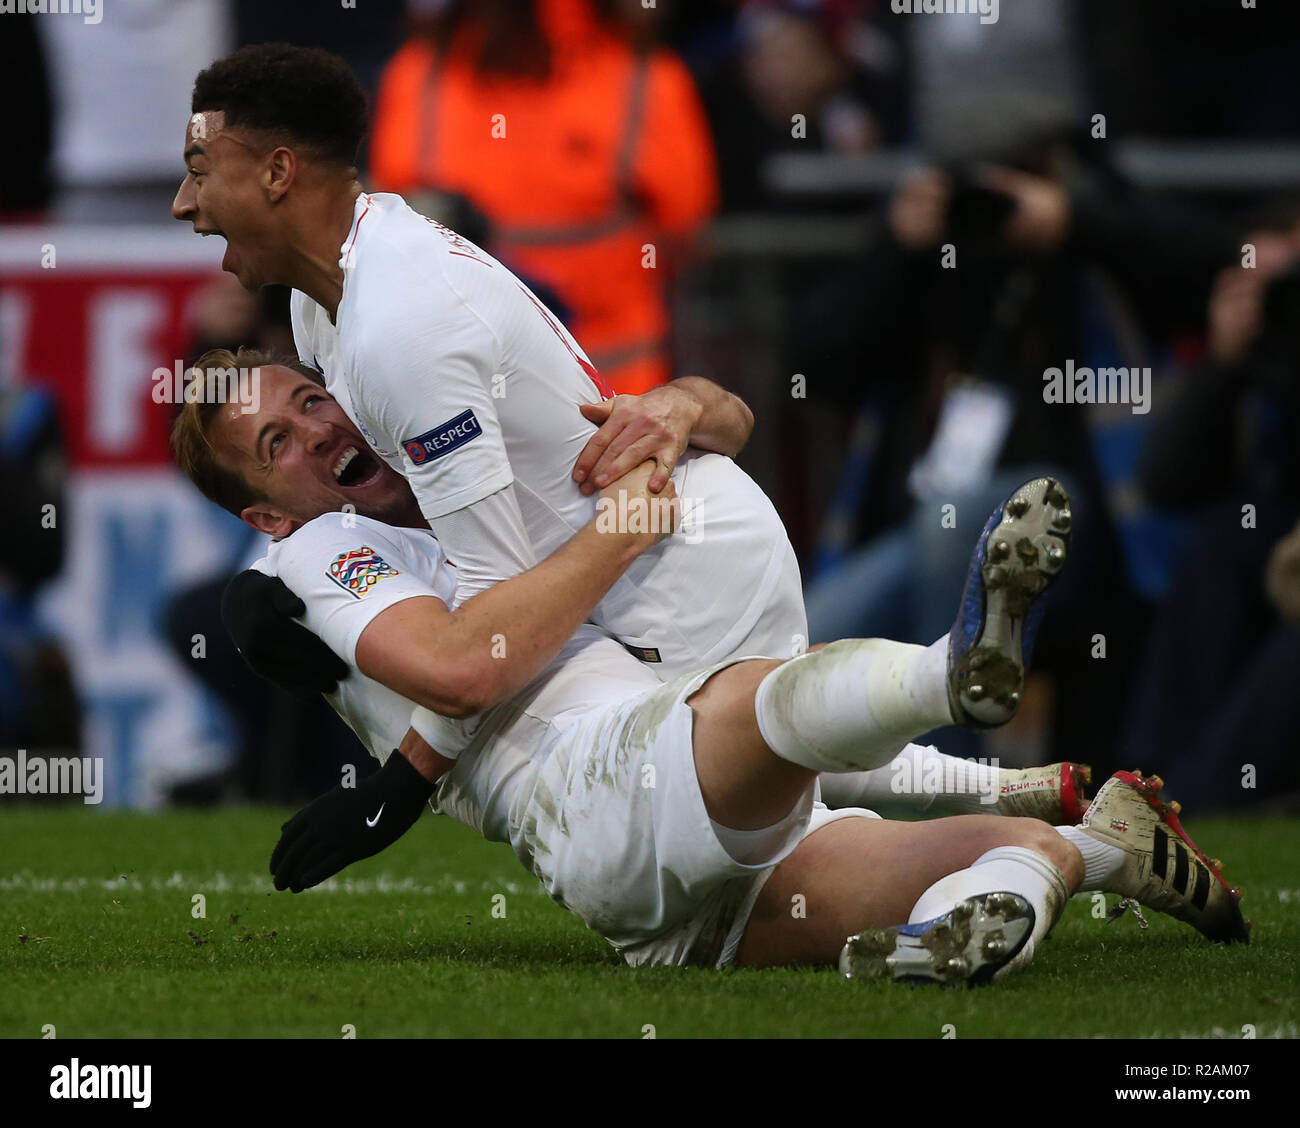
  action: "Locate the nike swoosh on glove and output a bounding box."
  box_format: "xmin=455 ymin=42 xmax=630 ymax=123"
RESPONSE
xmin=270 ymin=752 xmax=435 ymax=892
xmin=222 ymin=570 xmax=349 ymax=698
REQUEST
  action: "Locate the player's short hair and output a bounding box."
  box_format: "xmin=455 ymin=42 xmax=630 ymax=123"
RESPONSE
xmin=171 ymin=346 xmax=325 ymax=517
xmin=190 ymin=43 xmax=368 ymax=168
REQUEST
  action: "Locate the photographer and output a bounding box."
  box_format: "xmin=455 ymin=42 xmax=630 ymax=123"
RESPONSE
xmin=1126 ymin=209 xmax=1300 ymax=810
xmin=797 ymin=103 xmax=1230 ymax=779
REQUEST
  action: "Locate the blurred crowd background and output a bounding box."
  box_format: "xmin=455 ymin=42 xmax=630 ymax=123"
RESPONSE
xmin=3 ymin=0 xmax=1300 ymax=814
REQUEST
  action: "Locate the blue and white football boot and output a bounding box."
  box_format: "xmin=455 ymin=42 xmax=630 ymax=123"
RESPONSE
xmin=839 ymin=892 xmax=1036 ymax=985
xmin=947 ymin=477 xmax=1071 ymax=729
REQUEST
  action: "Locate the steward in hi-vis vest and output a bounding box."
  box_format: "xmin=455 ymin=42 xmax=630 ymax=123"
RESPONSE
xmin=370 ymin=0 xmax=719 ymax=394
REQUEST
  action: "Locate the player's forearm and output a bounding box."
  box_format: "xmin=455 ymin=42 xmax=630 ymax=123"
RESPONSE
xmin=358 ymin=473 xmax=665 ymax=718
xmin=438 ymin=521 xmax=646 ymax=712
xmin=673 ymin=376 xmax=754 ymax=457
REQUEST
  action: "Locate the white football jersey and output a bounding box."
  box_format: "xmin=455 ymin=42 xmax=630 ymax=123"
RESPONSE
xmin=291 ymin=192 xmax=608 ymax=533
xmin=291 ymin=191 xmax=808 ymax=676
xmin=252 ymin=513 xmax=659 ymax=843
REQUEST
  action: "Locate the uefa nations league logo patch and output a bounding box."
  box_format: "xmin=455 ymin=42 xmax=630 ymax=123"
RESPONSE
xmin=326 ymin=546 xmax=400 ymax=598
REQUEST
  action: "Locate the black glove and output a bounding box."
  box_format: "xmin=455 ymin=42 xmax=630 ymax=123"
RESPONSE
xmin=221 ymin=569 xmax=348 ymax=698
xmin=270 ymin=752 xmax=435 ymax=892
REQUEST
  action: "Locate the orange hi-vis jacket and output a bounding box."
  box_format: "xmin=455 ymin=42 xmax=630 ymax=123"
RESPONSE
xmin=369 ymin=0 xmax=719 ymax=394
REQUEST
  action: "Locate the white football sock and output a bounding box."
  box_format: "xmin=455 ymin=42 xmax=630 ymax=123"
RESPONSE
xmin=1053 ymin=824 xmax=1125 ymax=890
xmin=817 ymin=743 xmax=1000 ymax=813
xmin=753 ymin=637 xmax=954 ymax=774
xmin=907 ymin=846 xmax=1072 ymax=976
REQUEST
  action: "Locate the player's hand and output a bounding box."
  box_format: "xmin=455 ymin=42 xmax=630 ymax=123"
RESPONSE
xmin=572 ymin=386 xmax=703 ymax=497
xmin=221 ymin=570 xmax=349 ymax=698
xmin=597 ymin=459 xmax=679 ymax=551
xmin=270 ymin=751 xmax=435 ymax=892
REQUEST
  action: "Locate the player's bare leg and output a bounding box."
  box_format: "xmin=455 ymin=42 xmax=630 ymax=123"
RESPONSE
xmin=725 ymin=774 xmax=1248 ymax=979
xmin=733 ymin=814 xmax=1082 ymax=968
xmin=686 ymin=656 xmax=814 ymax=829
xmin=685 ymin=656 xmax=1084 ymax=981
xmin=683 ymin=478 xmax=1091 ymax=981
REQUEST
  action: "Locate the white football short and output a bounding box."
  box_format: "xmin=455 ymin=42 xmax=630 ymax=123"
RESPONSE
xmin=590 ymin=451 xmax=810 ymax=681
xmin=508 ymin=657 xmax=879 ymax=968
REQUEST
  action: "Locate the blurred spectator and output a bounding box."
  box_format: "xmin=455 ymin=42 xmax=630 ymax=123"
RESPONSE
xmin=0 ymin=377 xmax=78 ymax=757
xmin=622 ymin=0 xmax=737 ymax=63
xmin=0 ymin=13 xmax=54 ymax=221
xmin=796 ymin=106 xmax=1234 ymax=775
xmin=696 ymin=0 xmax=905 ymax=213
xmin=38 ymin=0 xmax=234 ymax=223
xmin=1124 ymin=206 xmax=1300 ymax=810
xmin=1266 ymin=521 xmax=1300 ymax=627
xmin=369 ymin=0 xmax=719 ymax=394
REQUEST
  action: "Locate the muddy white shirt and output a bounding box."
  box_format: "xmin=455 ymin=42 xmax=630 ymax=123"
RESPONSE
xmin=251 ymin=513 xmax=657 ymax=843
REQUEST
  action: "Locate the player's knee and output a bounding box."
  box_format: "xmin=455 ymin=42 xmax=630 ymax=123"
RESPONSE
xmin=686 ymin=657 xmax=782 ymax=721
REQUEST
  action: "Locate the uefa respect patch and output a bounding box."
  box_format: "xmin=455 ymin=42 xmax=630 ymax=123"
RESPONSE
xmin=326 ymin=546 xmax=400 ymax=599
xmin=403 ymin=409 xmax=482 ymax=465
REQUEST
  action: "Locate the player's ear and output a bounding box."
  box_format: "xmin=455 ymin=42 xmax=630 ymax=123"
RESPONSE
xmin=265 ymin=145 xmax=296 ymax=203
xmin=241 ymin=502 xmax=294 ymax=539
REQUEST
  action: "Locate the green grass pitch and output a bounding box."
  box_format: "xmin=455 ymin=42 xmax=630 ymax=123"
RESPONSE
xmin=1 ymin=807 xmax=1297 ymax=1038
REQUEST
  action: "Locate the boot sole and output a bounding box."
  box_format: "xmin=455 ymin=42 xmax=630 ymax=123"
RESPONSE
xmin=840 ymin=892 xmax=1035 ymax=985
xmin=951 ymin=478 xmax=1071 ymax=727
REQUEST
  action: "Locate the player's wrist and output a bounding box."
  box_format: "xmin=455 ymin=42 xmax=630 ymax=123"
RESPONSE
xmin=378 ymin=748 xmax=437 ymax=802
xmin=582 ymin=511 xmax=663 ymax=561
xmin=664 ymin=379 xmax=706 ymax=436
xmin=400 ymin=718 xmax=457 ymax=782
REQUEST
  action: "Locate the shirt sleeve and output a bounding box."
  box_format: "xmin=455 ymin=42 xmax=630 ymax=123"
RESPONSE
xmin=350 ymin=268 xmax=542 ymax=598
xmin=355 ymin=285 xmax=515 ymax=523
xmin=407 ymin=703 xmax=468 ymax=761
xmin=431 ymin=482 xmax=538 ymax=607
xmin=270 ymin=516 xmax=446 ymax=667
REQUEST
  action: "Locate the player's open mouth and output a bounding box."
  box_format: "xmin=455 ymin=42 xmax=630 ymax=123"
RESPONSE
xmin=196 ymin=228 xmax=233 ymax=270
xmin=332 ymin=445 xmax=383 ymax=489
